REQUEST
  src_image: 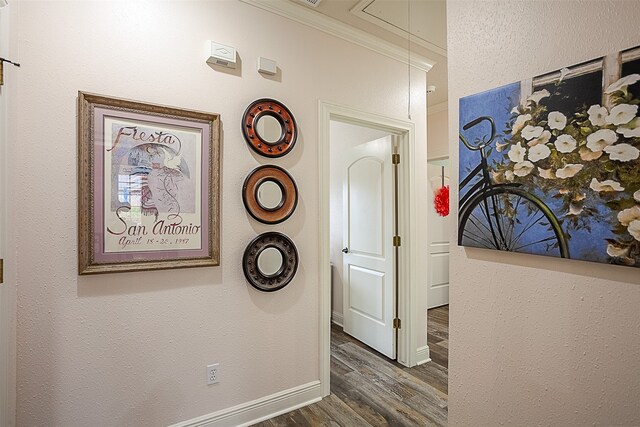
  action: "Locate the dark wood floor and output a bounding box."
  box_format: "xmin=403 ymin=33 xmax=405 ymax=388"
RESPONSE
xmin=253 ymin=305 xmax=449 ymax=427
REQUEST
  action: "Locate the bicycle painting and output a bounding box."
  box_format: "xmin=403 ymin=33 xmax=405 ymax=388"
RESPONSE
xmin=458 ymin=44 xmax=640 ymax=268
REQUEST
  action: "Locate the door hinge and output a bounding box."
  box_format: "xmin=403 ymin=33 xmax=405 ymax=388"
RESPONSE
xmin=393 ymin=235 xmax=401 ymax=247
xmin=393 ymin=318 xmax=401 ymax=329
xmin=392 ymin=153 xmax=400 ymax=164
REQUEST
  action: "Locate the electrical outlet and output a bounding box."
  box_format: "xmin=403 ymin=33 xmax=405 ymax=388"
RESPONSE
xmin=207 ymin=363 xmax=220 ymax=385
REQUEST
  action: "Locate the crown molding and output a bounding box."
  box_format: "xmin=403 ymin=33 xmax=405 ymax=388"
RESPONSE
xmin=349 ymin=0 xmax=447 ymax=57
xmin=239 ymin=0 xmax=435 ymax=72
xmin=428 ymin=101 xmax=448 ymax=115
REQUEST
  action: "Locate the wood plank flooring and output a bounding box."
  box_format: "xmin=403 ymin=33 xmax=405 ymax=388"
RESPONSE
xmin=253 ymin=305 xmax=449 ymax=427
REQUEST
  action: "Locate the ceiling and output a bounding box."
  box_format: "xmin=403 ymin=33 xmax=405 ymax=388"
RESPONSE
xmin=290 ymin=0 xmax=448 ymax=107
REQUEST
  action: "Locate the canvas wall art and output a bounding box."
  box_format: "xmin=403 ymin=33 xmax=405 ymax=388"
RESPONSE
xmin=458 ymin=45 xmax=640 ymax=267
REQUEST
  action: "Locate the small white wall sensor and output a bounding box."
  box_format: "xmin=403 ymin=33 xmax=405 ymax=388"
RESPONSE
xmin=257 ymin=57 xmax=277 ymax=75
xmin=207 ymin=41 xmax=237 ymax=69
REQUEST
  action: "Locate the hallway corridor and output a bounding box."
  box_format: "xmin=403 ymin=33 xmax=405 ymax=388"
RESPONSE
xmin=254 ymin=306 xmax=449 ymax=426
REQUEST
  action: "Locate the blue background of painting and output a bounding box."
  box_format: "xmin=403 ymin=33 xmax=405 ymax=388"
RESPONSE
xmin=458 ymin=82 xmax=615 ymax=264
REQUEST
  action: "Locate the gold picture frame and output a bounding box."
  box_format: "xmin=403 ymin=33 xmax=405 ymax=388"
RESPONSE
xmin=77 ymin=92 xmax=220 ymax=274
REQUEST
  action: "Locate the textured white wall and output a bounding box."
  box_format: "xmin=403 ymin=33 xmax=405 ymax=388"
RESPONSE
xmin=427 ymin=109 xmax=448 ymax=159
xmin=8 ymin=1 xmax=427 ymax=425
xmin=329 ymin=121 xmax=389 ymax=320
xmin=448 ymin=1 xmax=640 ymax=425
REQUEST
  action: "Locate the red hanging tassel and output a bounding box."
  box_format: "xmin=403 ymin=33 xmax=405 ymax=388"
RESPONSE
xmin=434 ymin=185 xmax=449 ymax=217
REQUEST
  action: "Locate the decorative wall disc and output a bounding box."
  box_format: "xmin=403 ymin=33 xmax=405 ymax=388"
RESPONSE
xmin=242 ymin=165 xmax=298 ymax=224
xmin=241 ymin=98 xmax=297 ymax=158
xmin=242 ymin=232 xmax=299 ymax=292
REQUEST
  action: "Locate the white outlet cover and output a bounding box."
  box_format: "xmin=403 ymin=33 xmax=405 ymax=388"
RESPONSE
xmin=206 ymin=363 xmax=220 ymax=385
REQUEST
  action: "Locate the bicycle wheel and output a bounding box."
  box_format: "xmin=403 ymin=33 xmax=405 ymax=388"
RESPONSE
xmin=458 ymin=185 xmax=569 ymax=258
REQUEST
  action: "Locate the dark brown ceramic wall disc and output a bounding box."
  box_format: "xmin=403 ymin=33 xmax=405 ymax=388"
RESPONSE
xmin=242 ymin=98 xmax=297 ymax=158
xmin=242 ymin=232 xmax=299 ymax=292
xmin=242 ymin=165 xmax=298 ymax=224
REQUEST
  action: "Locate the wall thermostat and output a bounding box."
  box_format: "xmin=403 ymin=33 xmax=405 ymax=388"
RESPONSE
xmin=207 ymin=41 xmax=237 ymax=69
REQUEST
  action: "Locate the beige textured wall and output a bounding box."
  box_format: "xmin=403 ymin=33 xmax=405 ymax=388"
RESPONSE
xmin=427 ymin=109 xmax=449 ymax=159
xmin=8 ymin=1 xmax=427 ymax=425
xmin=448 ymin=1 xmax=640 ymax=425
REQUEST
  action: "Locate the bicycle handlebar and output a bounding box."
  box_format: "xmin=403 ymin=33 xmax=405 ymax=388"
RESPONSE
xmin=459 ymin=116 xmax=496 ymax=151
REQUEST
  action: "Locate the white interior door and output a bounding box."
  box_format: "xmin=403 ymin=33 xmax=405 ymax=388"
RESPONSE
xmin=427 ymin=159 xmax=450 ymax=309
xmin=342 ymin=136 xmax=395 ymax=358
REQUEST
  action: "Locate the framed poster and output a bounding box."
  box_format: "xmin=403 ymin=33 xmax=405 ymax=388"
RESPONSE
xmin=78 ymin=92 xmax=220 ymax=274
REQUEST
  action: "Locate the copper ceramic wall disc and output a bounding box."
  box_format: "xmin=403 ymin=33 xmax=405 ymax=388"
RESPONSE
xmin=242 ymin=98 xmax=297 ymax=158
xmin=242 ymin=165 xmax=298 ymax=224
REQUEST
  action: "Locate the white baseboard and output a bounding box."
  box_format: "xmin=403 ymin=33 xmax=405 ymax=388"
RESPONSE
xmin=331 ymin=310 xmax=344 ymax=327
xmin=416 ymin=345 xmax=431 ymax=366
xmin=169 ymin=381 xmax=322 ymax=427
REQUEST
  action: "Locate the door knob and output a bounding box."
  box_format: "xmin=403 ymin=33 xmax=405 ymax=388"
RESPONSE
xmin=342 ymin=247 xmax=349 ymax=253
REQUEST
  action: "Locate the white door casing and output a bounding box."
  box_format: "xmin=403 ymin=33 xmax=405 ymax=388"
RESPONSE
xmin=0 ymin=6 xmax=9 ymax=424
xmin=319 ymin=100 xmax=422 ymax=398
xmin=342 ymin=136 xmax=395 ymax=358
xmin=0 ymin=7 xmax=8 ymax=422
xmin=427 ymin=159 xmax=450 ymax=309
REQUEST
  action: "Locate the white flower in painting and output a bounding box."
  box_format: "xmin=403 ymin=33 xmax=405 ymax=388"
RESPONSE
xmin=505 ymin=170 xmax=515 ymax=182
xmin=573 ymin=193 xmax=586 ymax=202
xmin=521 ymin=125 xmax=544 ymax=141
xmin=606 ymin=104 xmax=638 ymax=126
xmin=527 ymin=89 xmax=550 ymax=105
xmin=555 ymin=164 xmax=583 ymax=179
xmin=510 ymin=106 xmax=520 ymax=115
xmin=603 ymin=143 xmax=640 ymax=162
xmin=528 ymin=144 xmax=551 ymax=162
xmin=629 ymin=220 xmax=640 ymax=241
xmin=587 ymin=104 xmax=608 ymax=126
xmin=538 ymin=168 xmax=555 ymax=179
xmin=508 ymin=142 xmax=526 ymax=163
xmin=635 ymin=190 xmax=640 ymax=202
xmin=616 ymin=117 xmax=640 ymax=138
xmin=604 ymin=73 xmax=640 ymax=94
xmin=617 ymin=205 xmax=640 ymax=226
xmin=548 ymin=111 xmax=567 ymax=130
xmin=590 ymin=178 xmax=625 ymax=192
xmin=554 ymin=134 xmax=577 ymax=153
xmin=607 ymin=243 xmax=629 ymax=258
xmin=496 ymin=141 xmax=510 ymax=152
xmin=567 ymin=203 xmax=583 ymax=216
xmin=513 ymin=161 xmax=535 ymax=177
xmin=528 ymin=130 xmax=551 ymax=147
xmin=586 ymin=129 xmax=618 ymax=152
xmin=511 ymin=114 xmax=532 ymax=135
xmin=579 ymin=147 xmax=603 ymax=161
xmin=558 ymin=189 xmax=570 ymax=194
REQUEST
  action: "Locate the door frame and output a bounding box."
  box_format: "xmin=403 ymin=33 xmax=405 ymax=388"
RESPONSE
xmin=318 ymin=100 xmax=420 ymax=397
xmin=0 ymin=5 xmax=9 ymax=426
